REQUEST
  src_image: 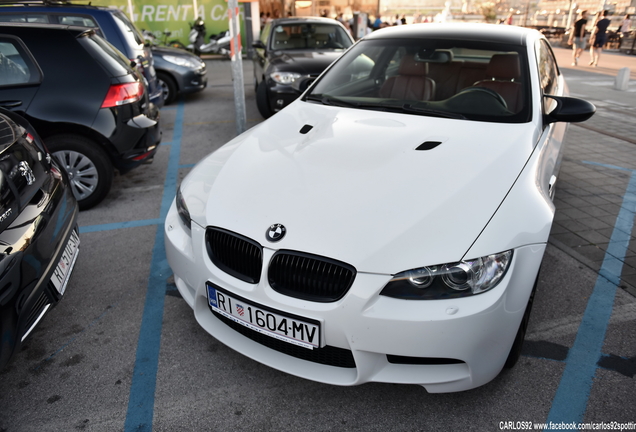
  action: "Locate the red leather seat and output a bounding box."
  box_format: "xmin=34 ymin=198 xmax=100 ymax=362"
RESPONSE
xmin=473 ymin=54 xmax=523 ymax=113
xmin=380 ymin=55 xmax=435 ymax=101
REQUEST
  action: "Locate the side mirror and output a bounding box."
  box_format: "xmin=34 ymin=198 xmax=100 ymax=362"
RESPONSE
xmin=292 ymin=76 xmax=315 ymax=93
xmin=544 ymin=95 xmax=596 ymax=124
xmin=252 ymin=40 xmax=266 ymax=50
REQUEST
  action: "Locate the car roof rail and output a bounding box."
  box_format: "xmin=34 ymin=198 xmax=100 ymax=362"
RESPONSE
xmin=0 ymin=0 xmax=95 ymax=6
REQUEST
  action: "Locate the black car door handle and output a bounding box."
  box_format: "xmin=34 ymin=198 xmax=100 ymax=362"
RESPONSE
xmin=0 ymin=101 xmax=22 ymax=108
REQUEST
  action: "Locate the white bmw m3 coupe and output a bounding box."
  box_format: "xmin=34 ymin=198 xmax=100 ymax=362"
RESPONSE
xmin=165 ymin=23 xmax=595 ymax=392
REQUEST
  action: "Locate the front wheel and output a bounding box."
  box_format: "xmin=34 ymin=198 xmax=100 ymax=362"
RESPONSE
xmin=157 ymin=71 xmax=178 ymax=105
xmin=46 ymin=135 xmax=113 ymax=211
xmin=256 ymin=80 xmax=273 ymax=119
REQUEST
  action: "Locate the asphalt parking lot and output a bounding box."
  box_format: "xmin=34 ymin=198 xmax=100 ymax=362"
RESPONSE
xmin=0 ymin=47 xmax=635 ymax=432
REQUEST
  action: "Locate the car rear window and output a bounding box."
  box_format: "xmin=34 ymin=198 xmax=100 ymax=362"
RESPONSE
xmin=77 ymin=31 xmax=132 ymax=77
xmin=57 ymin=14 xmax=98 ymax=28
xmin=0 ymin=13 xmax=49 ymax=24
xmin=110 ymin=9 xmax=144 ymax=53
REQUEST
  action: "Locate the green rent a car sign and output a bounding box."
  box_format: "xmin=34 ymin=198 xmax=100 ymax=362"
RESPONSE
xmin=101 ymin=0 xmax=246 ymax=47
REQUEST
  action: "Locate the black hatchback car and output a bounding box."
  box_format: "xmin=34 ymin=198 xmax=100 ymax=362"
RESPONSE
xmin=0 ymin=3 xmax=164 ymax=108
xmin=0 ymin=23 xmax=161 ymax=209
xmin=253 ymin=17 xmax=354 ymax=118
xmin=0 ymin=108 xmax=79 ymax=370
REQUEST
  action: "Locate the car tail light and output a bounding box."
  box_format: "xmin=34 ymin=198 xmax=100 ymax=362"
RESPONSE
xmin=101 ymin=82 xmax=144 ymax=108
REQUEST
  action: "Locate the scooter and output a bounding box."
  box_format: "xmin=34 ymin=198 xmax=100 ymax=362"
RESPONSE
xmin=188 ymin=17 xmax=231 ymax=56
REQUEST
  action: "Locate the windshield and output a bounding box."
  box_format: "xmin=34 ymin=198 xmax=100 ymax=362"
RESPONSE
xmin=270 ymin=23 xmax=352 ymax=51
xmin=111 ymin=9 xmax=145 ymax=57
xmin=305 ymin=38 xmax=531 ymax=123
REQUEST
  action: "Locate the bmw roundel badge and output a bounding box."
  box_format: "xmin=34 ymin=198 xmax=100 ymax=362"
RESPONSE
xmin=266 ymin=224 xmax=286 ymax=242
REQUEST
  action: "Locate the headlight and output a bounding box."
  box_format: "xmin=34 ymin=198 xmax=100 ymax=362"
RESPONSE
xmin=380 ymin=250 xmax=513 ymax=300
xmin=176 ymin=187 xmax=191 ymax=230
xmin=163 ymin=54 xmax=201 ymax=69
xmin=270 ymin=71 xmax=302 ymax=84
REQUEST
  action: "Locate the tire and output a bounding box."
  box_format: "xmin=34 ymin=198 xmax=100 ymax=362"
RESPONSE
xmin=157 ymin=72 xmax=178 ymax=105
xmin=503 ymin=275 xmax=539 ymax=369
xmin=256 ymin=80 xmax=273 ymax=119
xmin=46 ymin=135 xmax=113 ymax=211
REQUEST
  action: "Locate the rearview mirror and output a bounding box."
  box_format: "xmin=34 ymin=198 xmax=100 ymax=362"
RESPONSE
xmin=544 ymin=95 xmax=596 ymax=124
xmin=252 ymin=40 xmax=266 ymax=50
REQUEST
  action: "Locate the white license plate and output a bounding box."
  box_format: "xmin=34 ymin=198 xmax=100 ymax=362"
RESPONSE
xmin=207 ymin=283 xmax=321 ymax=350
xmin=51 ymin=229 xmax=80 ymax=295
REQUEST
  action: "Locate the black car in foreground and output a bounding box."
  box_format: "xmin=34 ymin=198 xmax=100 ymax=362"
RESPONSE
xmin=253 ymin=17 xmax=354 ymax=118
xmin=0 ymin=23 xmax=161 ymax=209
xmin=0 ymin=108 xmax=79 ymax=370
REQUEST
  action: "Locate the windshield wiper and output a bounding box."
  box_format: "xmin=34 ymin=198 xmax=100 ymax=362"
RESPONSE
xmin=401 ymin=104 xmax=466 ymax=119
xmin=305 ymin=94 xmax=360 ymax=108
xmin=304 ymin=96 xmax=465 ymax=119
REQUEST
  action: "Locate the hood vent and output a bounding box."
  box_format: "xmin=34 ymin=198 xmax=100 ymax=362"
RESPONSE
xmin=299 ymin=125 xmax=313 ymax=134
xmin=416 ymin=141 xmax=442 ymax=151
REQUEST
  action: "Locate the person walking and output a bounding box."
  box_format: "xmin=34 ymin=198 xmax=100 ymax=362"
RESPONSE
xmin=619 ymin=14 xmax=631 ymax=48
xmin=568 ymin=9 xmax=588 ymax=65
xmin=589 ymin=10 xmax=611 ymax=66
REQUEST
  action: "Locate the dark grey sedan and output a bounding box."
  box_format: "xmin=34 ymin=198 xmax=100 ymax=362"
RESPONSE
xmin=152 ymin=46 xmax=208 ymax=104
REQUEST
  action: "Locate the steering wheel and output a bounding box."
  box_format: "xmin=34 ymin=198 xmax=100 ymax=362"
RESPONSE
xmin=458 ymin=87 xmax=508 ymax=110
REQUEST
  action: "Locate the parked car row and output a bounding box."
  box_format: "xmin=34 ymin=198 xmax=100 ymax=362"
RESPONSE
xmin=0 ymin=2 xmax=209 ymax=106
xmin=0 ymin=23 xmax=161 ymax=210
xmin=0 ymin=2 xmax=206 ymax=369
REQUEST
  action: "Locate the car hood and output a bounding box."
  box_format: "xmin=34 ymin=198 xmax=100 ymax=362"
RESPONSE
xmin=152 ymin=45 xmax=201 ymax=60
xmin=182 ymin=101 xmax=541 ymax=274
xmin=269 ymin=50 xmax=345 ymax=75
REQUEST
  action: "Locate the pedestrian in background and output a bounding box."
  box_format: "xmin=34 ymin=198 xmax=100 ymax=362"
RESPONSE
xmin=568 ymin=9 xmax=588 ymax=66
xmin=589 ymin=10 xmax=611 ymax=66
xmin=373 ymin=15 xmax=382 ymax=30
xmin=619 ymin=14 xmax=631 ymax=48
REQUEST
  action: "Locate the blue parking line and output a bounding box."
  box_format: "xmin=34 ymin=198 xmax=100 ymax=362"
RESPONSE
xmin=123 ymin=100 xmax=184 ymax=432
xmin=79 ymin=218 xmax=162 ymax=234
xmin=547 ymin=161 xmax=636 ymax=429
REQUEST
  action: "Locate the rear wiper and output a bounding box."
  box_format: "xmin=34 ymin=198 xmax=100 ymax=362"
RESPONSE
xmin=401 ymin=104 xmax=466 ymax=119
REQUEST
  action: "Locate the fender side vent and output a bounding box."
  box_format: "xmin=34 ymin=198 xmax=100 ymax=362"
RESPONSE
xmin=299 ymin=124 xmax=313 ymax=134
xmin=416 ymin=141 xmax=442 ymax=151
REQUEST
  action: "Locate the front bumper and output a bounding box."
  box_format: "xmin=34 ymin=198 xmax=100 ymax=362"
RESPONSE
xmin=165 ymin=201 xmax=544 ymax=393
xmin=266 ymin=81 xmax=302 ymax=113
xmin=178 ymin=67 xmax=208 ymax=95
